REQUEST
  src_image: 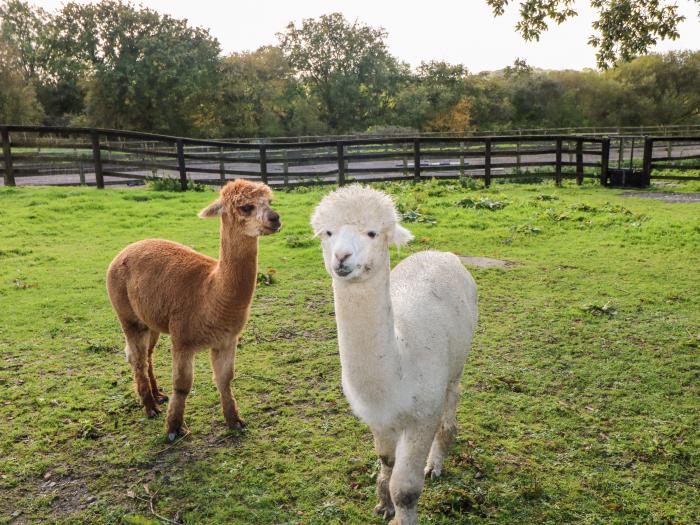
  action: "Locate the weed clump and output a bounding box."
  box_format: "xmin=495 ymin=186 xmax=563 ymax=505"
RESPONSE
xmin=400 ymin=208 xmax=438 ymax=224
xmin=457 ymin=197 xmax=508 ymax=210
xmin=510 ymin=224 xmax=542 ymax=235
xmin=85 ymin=343 xmax=117 ymax=353
xmin=459 ymin=176 xmax=480 ymax=190
xmin=75 ymin=420 xmax=101 ymax=440
xmin=544 ymin=208 xmax=569 ymax=221
xmin=257 ymin=268 xmax=277 ymax=285
xmin=581 ymin=301 xmax=617 ymax=316
xmin=146 ymin=176 xmax=208 ymax=192
xmin=569 ymin=202 xmax=597 ymax=212
xmin=284 ymin=234 xmax=314 ymax=248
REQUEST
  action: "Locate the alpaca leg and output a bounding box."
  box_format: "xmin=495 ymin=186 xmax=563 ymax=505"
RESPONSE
xmin=166 ymin=349 xmax=195 ymax=441
xmin=389 ymin=423 xmax=438 ymax=525
xmin=124 ymin=325 xmax=160 ymax=417
xmin=373 ymin=429 xmax=398 ymax=519
xmin=146 ymin=330 xmax=168 ymax=404
xmin=210 ymin=343 xmax=245 ymax=429
xmin=425 ymin=381 xmax=460 ymax=479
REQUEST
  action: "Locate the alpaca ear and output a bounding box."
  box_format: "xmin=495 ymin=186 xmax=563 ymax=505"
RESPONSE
xmin=198 ymin=199 xmax=223 ymax=218
xmin=390 ymin=223 xmax=413 ymax=248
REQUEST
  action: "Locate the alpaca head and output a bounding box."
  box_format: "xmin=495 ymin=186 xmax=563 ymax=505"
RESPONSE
xmin=199 ymin=179 xmax=281 ymax=237
xmin=311 ymin=185 xmax=413 ymax=283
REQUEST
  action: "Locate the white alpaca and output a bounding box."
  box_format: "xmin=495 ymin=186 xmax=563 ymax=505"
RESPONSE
xmin=311 ymin=185 xmax=478 ymax=525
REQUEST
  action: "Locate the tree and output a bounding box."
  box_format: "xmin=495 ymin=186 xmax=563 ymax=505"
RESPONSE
xmin=608 ymin=51 xmax=700 ymax=124
xmin=278 ymin=13 xmax=405 ymax=132
xmin=428 ymin=97 xmax=473 ymax=131
xmin=0 ymin=0 xmax=67 ymax=123
xmin=392 ymin=61 xmax=474 ymax=131
xmin=0 ymin=0 xmax=47 ymax=81
xmin=549 ymin=69 xmax=624 ymax=127
xmin=219 ymin=46 xmax=325 ymax=137
xmin=485 ymin=0 xmax=700 ymax=68
xmin=43 ymin=0 xmax=222 ymax=135
xmin=0 ymin=40 xmax=43 ymax=123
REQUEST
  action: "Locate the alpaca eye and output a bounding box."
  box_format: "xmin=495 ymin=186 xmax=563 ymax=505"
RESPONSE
xmin=367 ymin=231 xmax=377 ymax=239
xmin=326 ymin=231 xmax=333 ymax=237
xmin=241 ymin=204 xmax=254 ymax=214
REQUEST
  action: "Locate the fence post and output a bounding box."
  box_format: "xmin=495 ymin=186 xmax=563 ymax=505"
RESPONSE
xmin=575 ymin=138 xmax=583 ymax=185
xmin=79 ymin=160 xmax=86 ymax=185
xmin=259 ymin=144 xmax=268 ymax=184
xmin=402 ymin=143 xmax=408 ymax=176
xmin=219 ymin=146 xmax=226 ymax=184
xmin=555 ymin=138 xmax=563 ymax=186
xmin=1 ymin=127 xmax=15 ymax=187
xmin=617 ymin=137 xmax=623 ymax=168
xmin=629 ymin=138 xmax=635 ymax=170
xmin=282 ymin=149 xmax=289 ymax=187
xmin=643 ymin=137 xmax=653 ymax=183
xmin=176 ymin=139 xmax=187 ymax=191
xmin=484 ymin=138 xmax=492 ymax=187
xmin=413 ymin=139 xmax=421 ymax=182
xmin=459 ymin=141 xmax=465 ymax=176
xmin=337 ymin=142 xmax=345 ymax=186
xmin=90 ymin=130 xmax=104 ymax=189
xmin=149 ymin=142 xmax=157 ymax=179
xmin=600 ymin=137 xmax=610 ymax=186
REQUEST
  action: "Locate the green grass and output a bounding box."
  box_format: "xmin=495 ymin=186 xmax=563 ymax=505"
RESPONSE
xmin=0 ymin=180 xmax=698 ymax=524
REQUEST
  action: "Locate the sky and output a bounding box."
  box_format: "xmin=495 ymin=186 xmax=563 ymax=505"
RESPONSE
xmin=31 ymin=0 xmax=700 ymax=72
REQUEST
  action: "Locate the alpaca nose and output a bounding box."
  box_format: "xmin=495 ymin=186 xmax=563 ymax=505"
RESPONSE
xmin=335 ymin=251 xmax=352 ymax=264
xmin=268 ymin=211 xmax=280 ymax=223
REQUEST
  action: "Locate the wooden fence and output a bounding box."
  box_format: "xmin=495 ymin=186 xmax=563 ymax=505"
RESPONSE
xmin=642 ymin=136 xmax=700 ymax=182
xmin=1 ymin=125 xmax=699 ymax=189
xmin=226 ymin=124 xmax=700 ymax=144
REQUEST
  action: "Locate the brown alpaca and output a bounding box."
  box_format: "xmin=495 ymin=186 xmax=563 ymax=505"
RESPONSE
xmin=106 ymin=179 xmax=281 ymax=441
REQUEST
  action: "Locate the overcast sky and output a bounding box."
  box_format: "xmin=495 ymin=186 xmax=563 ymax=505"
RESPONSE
xmin=32 ymin=0 xmax=700 ymax=72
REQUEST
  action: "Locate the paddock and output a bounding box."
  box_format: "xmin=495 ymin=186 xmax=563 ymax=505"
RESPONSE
xmin=0 ymin=179 xmax=698 ymax=523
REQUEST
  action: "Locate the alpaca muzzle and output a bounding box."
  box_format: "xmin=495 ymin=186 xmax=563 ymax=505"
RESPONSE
xmin=333 ymin=263 xmax=354 ymax=277
xmin=263 ymin=211 xmax=282 ymax=233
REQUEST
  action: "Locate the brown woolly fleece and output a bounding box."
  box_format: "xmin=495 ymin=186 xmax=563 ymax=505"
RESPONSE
xmin=106 ymin=179 xmax=280 ymax=440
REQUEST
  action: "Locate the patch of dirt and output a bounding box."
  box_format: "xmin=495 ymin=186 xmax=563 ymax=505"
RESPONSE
xmin=620 ymin=191 xmax=700 ymax=203
xmin=37 ymin=473 xmax=94 ymax=517
xmin=456 ymin=255 xmax=517 ymax=268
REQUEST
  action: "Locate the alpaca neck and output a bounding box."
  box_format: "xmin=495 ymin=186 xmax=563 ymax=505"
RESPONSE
xmin=332 ymin=261 xmax=402 ymax=401
xmin=213 ymin=217 xmax=259 ymax=308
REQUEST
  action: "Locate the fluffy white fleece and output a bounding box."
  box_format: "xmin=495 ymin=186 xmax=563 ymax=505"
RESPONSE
xmin=311 ymin=184 xmax=401 ymax=236
xmin=311 ymin=184 xmax=478 ymax=525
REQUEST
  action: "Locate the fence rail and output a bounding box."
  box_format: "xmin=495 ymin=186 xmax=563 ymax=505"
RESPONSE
xmin=1 ymin=125 xmax=699 ymax=189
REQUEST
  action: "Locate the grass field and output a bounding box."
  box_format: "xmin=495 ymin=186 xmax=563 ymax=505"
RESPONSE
xmin=0 ymin=179 xmax=698 ymax=524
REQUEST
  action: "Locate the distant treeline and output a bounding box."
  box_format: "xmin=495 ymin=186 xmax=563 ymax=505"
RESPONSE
xmin=1 ymin=1 xmax=699 ymax=138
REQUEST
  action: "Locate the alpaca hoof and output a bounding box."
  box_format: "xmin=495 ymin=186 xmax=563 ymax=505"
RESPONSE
xmin=425 ymin=465 xmax=442 ymax=480
xmin=144 ymin=405 xmax=161 ymax=418
xmin=373 ymin=503 xmax=395 ymax=520
xmin=166 ymin=428 xmax=187 ymax=442
xmin=229 ymin=418 xmax=246 ymax=430
xmin=156 ymin=394 xmax=169 ymax=404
